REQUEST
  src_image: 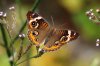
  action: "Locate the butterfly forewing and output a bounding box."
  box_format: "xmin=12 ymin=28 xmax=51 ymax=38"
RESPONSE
xmin=27 ymin=11 xmax=50 ymax=46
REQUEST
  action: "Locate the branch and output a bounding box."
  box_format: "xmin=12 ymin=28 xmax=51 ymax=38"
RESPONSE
xmin=0 ymin=23 xmax=13 ymax=66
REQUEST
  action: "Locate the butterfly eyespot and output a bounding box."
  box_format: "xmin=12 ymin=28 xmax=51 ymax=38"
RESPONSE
xmin=31 ymin=21 xmax=39 ymax=28
xmin=32 ymin=31 xmax=39 ymax=36
xmin=60 ymin=36 xmax=67 ymax=41
xmin=31 ymin=22 xmax=37 ymax=26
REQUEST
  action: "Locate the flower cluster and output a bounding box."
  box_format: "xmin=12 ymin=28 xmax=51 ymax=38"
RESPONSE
xmin=0 ymin=6 xmax=15 ymax=20
xmin=86 ymin=8 xmax=100 ymax=24
xmin=96 ymin=39 xmax=100 ymax=47
xmin=0 ymin=6 xmax=17 ymax=38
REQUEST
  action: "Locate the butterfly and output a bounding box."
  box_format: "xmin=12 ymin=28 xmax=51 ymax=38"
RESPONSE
xmin=27 ymin=11 xmax=79 ymax=52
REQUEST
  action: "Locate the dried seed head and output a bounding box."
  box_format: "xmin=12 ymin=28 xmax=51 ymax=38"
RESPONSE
xmin=89 ymin=16 xmax=96 ymax=20
xmin=96 ymin=43 xmax=99 ymax=47
xmin=96 ymin=39 xmax=99 ymax=42
xmin=86 ymin=9 xmax=93 ymax=16
xmin=90 ymin=9 xmax=93 ymax=11
xmin=3 ymin=13 xmax=7 ymax=18
xmin=86 ymin=9 xmax=98 ymax=21
xmin=19 ymin=34 xmax=25 ymax=39
xmin=0 ymin=12 xmax=3 ymax=16
xmin=96 ymin=39 xmax=100 ymax=46
xmin=0 ymin=12 xmax=7 ymax=20
xmin=0 ymin=12 xmax=3 ymax=20
xmin=9 ymin=6 xmax=15 ymax=11
xmin=91 ymin=13 xmax=94 ymax=16
xmin=86 ymin=11 xmax=92 ymax=16
xmin=96 ymin=9 xmax=100 ymax=13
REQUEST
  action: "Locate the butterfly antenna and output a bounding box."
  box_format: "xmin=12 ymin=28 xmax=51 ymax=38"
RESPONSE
xmin=58 ymin=23 xmax=67 ymax=29
xmin=50 ymin=16 xmax=55 ymax=28
xmin=51 ymin=16 xmax=67 ymax=29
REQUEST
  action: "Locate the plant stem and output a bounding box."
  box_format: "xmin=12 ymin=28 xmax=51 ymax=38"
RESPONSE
xmin=0 ymin=23 xmax=13 ymax=66
xmin=16 ymin=51 xmax=44 ymax=65
xmin=32 ymin=0 xmax=42 ymax=11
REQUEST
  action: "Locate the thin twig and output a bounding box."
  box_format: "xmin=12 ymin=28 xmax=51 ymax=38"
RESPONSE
xmin=15 ymin=43 xmax=32 ymax=64
xmin=0 ymin=23 xmax=13 ymax=66
xmin=36 ymin=46 xmax=40 ymax=54
xmin=15 ymin=39 xmax=24 ymax=63
xmin=3 ymin=19 xmax=12 ymax=40
xmin=16 ymin=51 xmax=44 ymax=65
xmin=23 ymin=43 xmax=33 ymax=55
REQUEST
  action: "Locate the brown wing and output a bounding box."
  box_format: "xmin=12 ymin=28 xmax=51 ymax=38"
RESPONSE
xmin=27 ymin=11 xmax=50 ymax=46
xmin=27 ymin=11 xmax=49 ymax=30
xmin=42 ymin=29 xmax=79 ymax=52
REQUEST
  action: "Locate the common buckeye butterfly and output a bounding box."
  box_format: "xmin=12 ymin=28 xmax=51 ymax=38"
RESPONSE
xmin=27 ymin=11 xmax=79 ymax=52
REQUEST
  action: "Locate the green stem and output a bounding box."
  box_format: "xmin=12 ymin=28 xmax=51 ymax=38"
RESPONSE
xmin=32 ymin=0 xmax=42 ymax=11
xmin=0 ymin=23 xmax=13 ymax=66
xmin=36 ymin=46 xmax=40 ymax=54
xmin=10 ymin=0 xmax=42 ymax=47
xmin=15 ymin=39 xmax=24 ymax=63
xmin=16 ymin=51 xmax=44 ymax=65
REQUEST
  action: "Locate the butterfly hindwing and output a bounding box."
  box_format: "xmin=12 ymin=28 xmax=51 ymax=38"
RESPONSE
xmin=43 ymin=29 xmax=79 ymax=51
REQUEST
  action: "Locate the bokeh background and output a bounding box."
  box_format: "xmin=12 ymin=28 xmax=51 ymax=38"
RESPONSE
xmin=0 ymin=0 xmax=100 ymax=66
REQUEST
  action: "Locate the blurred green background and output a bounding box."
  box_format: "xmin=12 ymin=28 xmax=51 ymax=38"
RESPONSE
xmin=0 ymin=0 xmax=100 ymax=66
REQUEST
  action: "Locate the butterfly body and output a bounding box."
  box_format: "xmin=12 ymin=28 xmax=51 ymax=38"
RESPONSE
xmin=27 ymin=11 xmax=79 ymax=52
